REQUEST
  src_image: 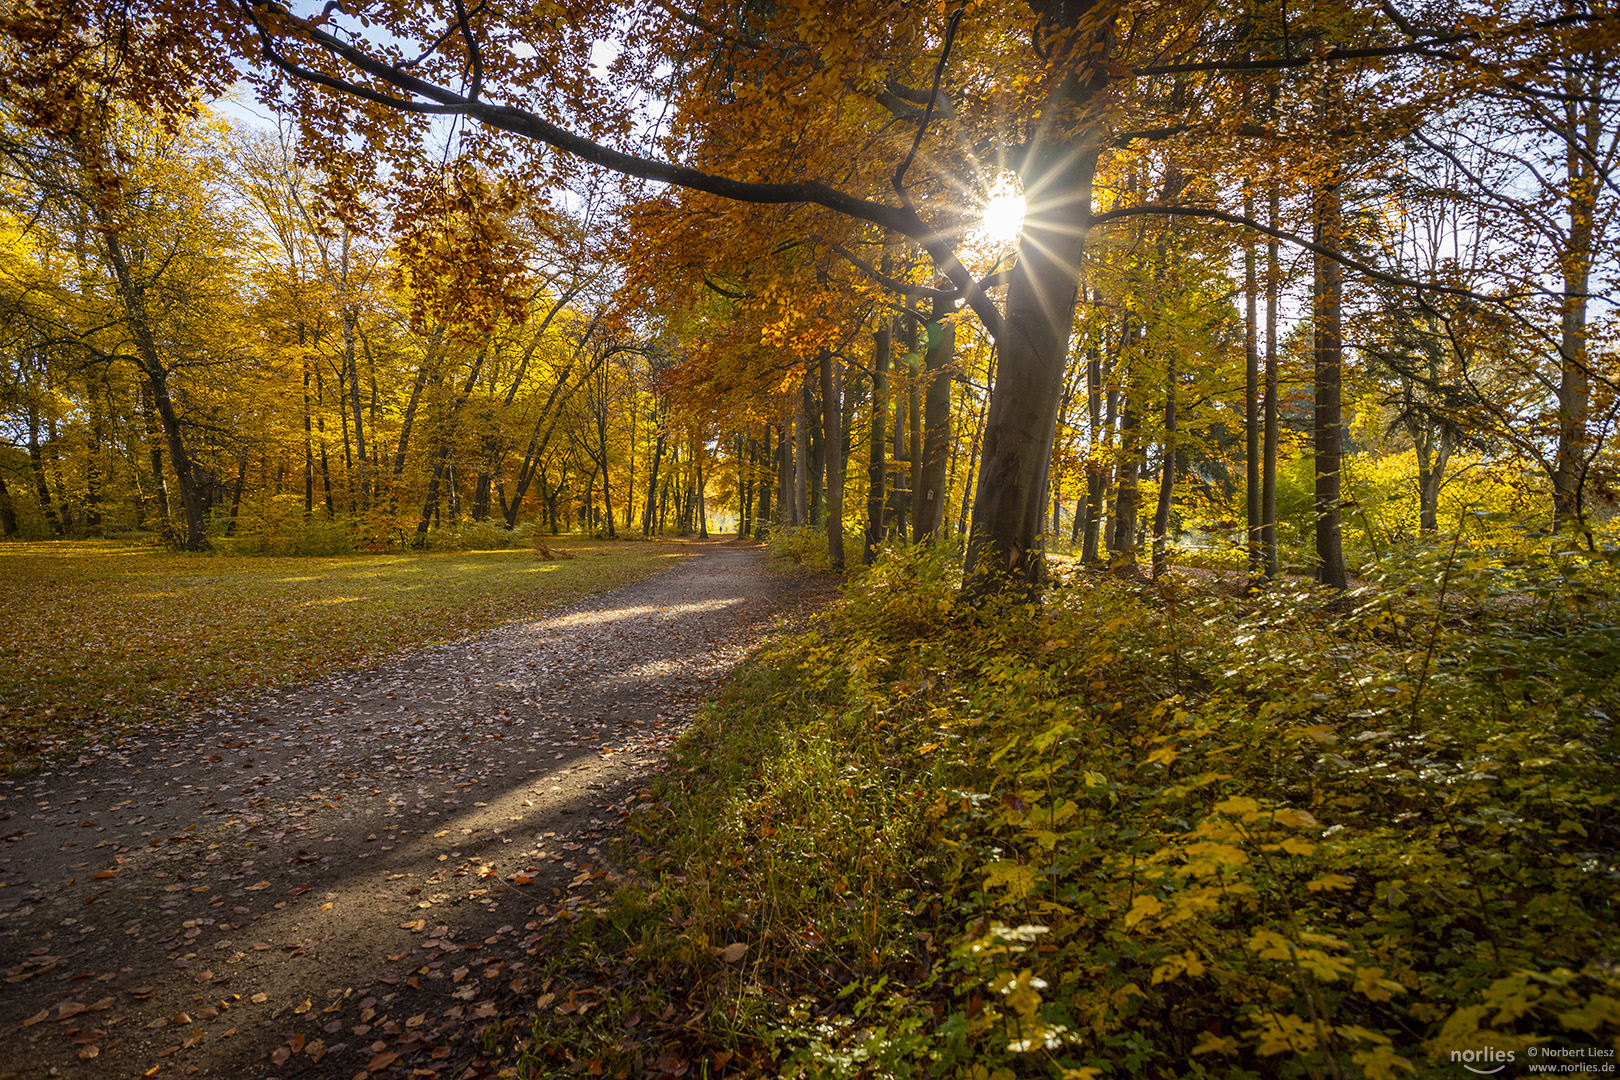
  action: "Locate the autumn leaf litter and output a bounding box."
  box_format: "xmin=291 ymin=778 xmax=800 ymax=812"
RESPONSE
xmin=0 ymin=541 xmax=826 ymax=1080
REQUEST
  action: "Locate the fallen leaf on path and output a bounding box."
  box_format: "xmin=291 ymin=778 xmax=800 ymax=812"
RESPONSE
xmin=56 ymin=1002 xmax=88 ymax=1021
xmin=400 ymin=919 xmax=425 ymax=932
xmin=244 ymin=881 xmax=270 ymax=891
xmin=270 ymin=1046 xmax=290 ymax=1066
xmin=77 ymin=1046 xmax=99 ymax=1060
xmin=717 ymin=942 xmax=748 ymax=963
xmin=293 ymin=998 xmax=312 ymax=1015
xmin=366 ymin=1050 xmax=399 ymax=1072
xmin=21 ymin=1009 xmax=49 ymax=1027
xmin=250 ymin=993 xmax=267 ymax=1004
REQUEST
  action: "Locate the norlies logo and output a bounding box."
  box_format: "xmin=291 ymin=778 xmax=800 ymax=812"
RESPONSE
xmin=1453 ymin=1047 xmax=1517 ymax=1074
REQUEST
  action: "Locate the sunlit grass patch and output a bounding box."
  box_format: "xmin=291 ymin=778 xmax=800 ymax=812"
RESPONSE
xmin=0 ymin=538 xmax=681 ymax=773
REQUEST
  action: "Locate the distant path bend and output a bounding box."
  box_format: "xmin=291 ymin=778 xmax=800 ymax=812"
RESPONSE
xmin=0 ymin=539 xmax=829 ymax=1080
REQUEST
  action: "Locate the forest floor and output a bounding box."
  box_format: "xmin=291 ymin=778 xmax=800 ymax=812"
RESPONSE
xmin=0 ymin=538 xmax=834 ymax=1080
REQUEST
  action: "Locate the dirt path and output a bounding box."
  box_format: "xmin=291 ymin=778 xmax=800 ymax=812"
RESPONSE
xmin=0 ymin=540 xmax=829 ymax=1080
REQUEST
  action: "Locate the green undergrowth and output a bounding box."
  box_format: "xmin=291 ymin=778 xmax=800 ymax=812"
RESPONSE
xmin=528 ymin=539 xmax=1619 ymax=1079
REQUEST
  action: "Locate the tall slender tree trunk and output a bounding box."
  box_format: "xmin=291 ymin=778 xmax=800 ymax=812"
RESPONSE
xmin=907 ymin=345 xmax=922 ymax=535
xmin=1111 ymin=327 xmax=1141 ymax=569
xmin=1551 ymin=80 xmax=1598 ymax=533
xmin=1313 ymin=176 xmax=1348 ymax=589
xmin=957 ymin=392 xmax=986 ymax=537
xmin=1244 ymin=199 xmax=1262 ymax=579
xmin=1262 ymin=190 xmax=1280 ymax=580
xmin=916 ymin=294 xmax=954 ymax=540
xmin=97 ymin=219 xmax=210 ymax=548
xmin=26 ymin=405 xmax=63 ymax=536
xmin=302 ymin=344 xmax=316 ymax=516
xmin=696 ymin=450 xmax=709 ymax=540
xmin=776 ymin=417 xmax=791 ymax=528
xmin=805 ymin=376 xmax=824 ymax=526
xmin=226 ymin=458 xmax=247 ymax=536
xmin=820 ymin=349 xmax=845 ymax=570
xmin=85 ymin=379 xmax=105 ymax=530
xmin=0 ymin=473 xmax=18 ymax=535
xmin=865 ymin=324 xmax=890 ymax=562
xmin=754 ymin=426 xmax=773 ymax=539
xmin=1152 ymin=353 xmax=1177 ymax=579
xmin=1080 ymin=322 xmax=1106 ymax=562
xmin=642 ymin=408 xmax=667 ymax=537
xmin=793 ymin=391 xmax=808 ymax=527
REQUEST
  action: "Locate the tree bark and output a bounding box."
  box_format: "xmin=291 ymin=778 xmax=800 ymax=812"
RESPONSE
xmin=964 ymin=117 xmax=1103 ymax=593
xmin=1080 ymin=320 xmax=1106 ymax=563
xmin=916 ymin=293 xmax=954 ymax=540
xmin=101 ymin=228 xmax=209 ymax=550
xmin=1263 ymin=190 xmax=1280 ymax=581
xmin=754 ymin=426 xmax=773 ymax=539
xmin=1313 ymin=176 xmax=1348 ymax=589
xmin=865 ymin=323 xmax=890 ymax=562
xmin=1244 ymin=198 xmax=1261 ymax=579
xmin=1152 ymin=353 xmax=1177 ymax=580
xmin=1550 ymin=79 xmax=1598 ymax=533
xmin=820 ymin=348 xmax=845 ymax=570
xmin=793 ymin=389 xmax=808 ymax=526
xmin=0 ymin=472 xmax=18 ymax=535
xmin=26 ymin=404 xmax=64 ymax=536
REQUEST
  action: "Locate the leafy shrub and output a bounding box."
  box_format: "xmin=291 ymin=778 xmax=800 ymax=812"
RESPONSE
xmin=565 ymin=542 xmax=1620 ymax=1080
xmin=768 ymin=525 xmax=866 ymax=572
xmin=431 ymin=519 xmax=536 ymax=551
xmin=226 ymin=495 xmax=354 ymax=555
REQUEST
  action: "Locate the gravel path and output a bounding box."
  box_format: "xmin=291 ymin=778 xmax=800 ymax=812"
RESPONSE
xmin=0 ymin=540 xmax=830 ymax=1080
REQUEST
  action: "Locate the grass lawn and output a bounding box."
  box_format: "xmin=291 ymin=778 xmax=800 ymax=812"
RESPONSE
xmin=0 ymin=537 xmax=687 ymax=774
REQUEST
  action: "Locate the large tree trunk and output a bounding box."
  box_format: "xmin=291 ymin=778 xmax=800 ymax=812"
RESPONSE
xmin=1313 ymin=177 xmax=1348 ymax=589
xmin=820 ymin=349 xmax=845 ymax=570
xmin=964 ymin=119 xmax=1103 ymax=592
xmin=916 ymin=293 xmax=954 ymax=540
xmin=865 ymin=323 xmax=889 ymax=562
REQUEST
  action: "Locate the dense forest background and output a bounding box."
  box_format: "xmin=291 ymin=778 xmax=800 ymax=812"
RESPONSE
xmin=0 ymin=1 xmax=1612 ymax=576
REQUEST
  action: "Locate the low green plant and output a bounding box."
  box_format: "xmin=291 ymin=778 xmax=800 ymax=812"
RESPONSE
xmin=564 ymin=538 xmax=1619 ymax=1079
